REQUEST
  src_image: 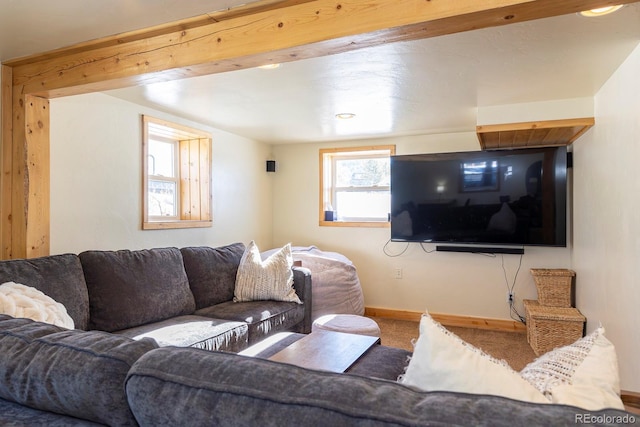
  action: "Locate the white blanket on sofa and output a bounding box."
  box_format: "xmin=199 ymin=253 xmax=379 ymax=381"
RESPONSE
xmin=0 ymin=281 xmax=74 ymax=329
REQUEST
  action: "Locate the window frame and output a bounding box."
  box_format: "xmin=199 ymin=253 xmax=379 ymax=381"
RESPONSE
xmin=319 ymin=145 xmax=395 ymax=228
xmin=147 ymin=135 xmax=180 ymax=220
xmin=142 ymin=115 xmax=213 ymax=230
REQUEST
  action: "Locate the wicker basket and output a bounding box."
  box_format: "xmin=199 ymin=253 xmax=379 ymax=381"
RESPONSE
xmin=524 ymin=299 xmax=585 ymax=356
xmin=530 ymin=268 xmax=575 ymax=307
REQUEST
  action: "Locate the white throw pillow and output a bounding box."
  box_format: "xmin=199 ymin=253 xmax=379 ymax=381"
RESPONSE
xmin=0 ymin=281 xmax=74 ymax=329
xmin=520 ymin=327 xmax=624 ymax=410
xmin=399 ymin=312 xmax=548 ymax=404
xmin=234 ymin=241 xmax=301 ymax=304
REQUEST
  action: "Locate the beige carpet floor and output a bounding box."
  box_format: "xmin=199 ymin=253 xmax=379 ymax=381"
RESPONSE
xmin=370 ymin=316 xmax=536 ymax=371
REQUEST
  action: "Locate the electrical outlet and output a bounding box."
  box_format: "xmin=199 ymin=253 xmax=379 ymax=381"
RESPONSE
xmin=394 ymin=268 xmax=403 ymax=279
xmin=507 ymin=292 xmax=515 ymax=304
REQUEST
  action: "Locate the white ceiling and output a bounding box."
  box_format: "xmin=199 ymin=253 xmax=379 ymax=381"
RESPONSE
xmin=2 ymin=1 xmax=640 ymax=144
xmin=0 ymin=0 xmax=260 ymax=61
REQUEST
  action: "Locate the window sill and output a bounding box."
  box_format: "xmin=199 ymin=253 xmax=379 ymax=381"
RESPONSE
xmin=319 ymin=220 xmax=390 ymax=228
xmin=143 ymin=220 xmax=212 ymax=230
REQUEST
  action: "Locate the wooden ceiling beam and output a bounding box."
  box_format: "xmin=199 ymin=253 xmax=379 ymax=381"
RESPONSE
xmin=9 ymin=0 xmax=640 ymax=97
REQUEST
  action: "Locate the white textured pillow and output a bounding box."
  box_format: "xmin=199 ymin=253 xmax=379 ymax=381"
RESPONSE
xmin=520 ymin=327 xmax=624 ymax=410
xmin=0 ymin=281 xmax=74 ymax=329
xmin=399 ymin=312 xmax=548 ymax=403
xmin=234 ymin=241 xmax=301 ymax=304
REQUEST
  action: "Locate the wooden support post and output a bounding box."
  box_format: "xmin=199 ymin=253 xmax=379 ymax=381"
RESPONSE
xmin=1 ymin=65 xmax=13 ymax=259
xmin=9 ymin=91 xmax=50 ymax=259
xmin=24 ymin=95 xmax=50 ymax=258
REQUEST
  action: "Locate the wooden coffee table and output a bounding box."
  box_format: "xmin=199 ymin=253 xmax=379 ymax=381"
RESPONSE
xmin=268 ymin=330 xmax=379 ymax=373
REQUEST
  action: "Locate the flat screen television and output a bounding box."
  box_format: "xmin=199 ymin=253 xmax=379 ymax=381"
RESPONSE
xmin=390 ymin=146 xmax=568 ymax=247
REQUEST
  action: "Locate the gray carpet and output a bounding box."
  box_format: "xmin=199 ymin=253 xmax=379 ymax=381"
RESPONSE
xmin=370 ymin=316 xmax=536 ymax=371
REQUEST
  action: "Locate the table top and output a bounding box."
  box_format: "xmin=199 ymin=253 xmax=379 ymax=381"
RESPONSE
xmin=268 ymin=330 xmax=379 ymax=373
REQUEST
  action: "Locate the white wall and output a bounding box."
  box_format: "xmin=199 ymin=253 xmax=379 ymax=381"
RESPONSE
xmin=477 ymin=97 xmax=594 ymax=125
xmin=272 ymin=132 xmax=571 ymax=320
xmin=50 ymin=92 xmax=273 ymax=253
xmin=572 ymin=43 xmax=640 ymax=391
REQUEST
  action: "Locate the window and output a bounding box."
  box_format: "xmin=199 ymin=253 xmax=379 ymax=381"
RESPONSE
xmin=319 ymin=145 xmax=395 ymax=227
xmin=142 ymin=116 xmax=212 ymax=229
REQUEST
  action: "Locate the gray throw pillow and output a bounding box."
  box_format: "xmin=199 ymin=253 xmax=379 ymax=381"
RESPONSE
xmin=181 ymin=243 xmax=245 ymax=309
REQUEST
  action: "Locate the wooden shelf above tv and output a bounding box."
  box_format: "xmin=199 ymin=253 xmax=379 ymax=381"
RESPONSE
xmin=476 ymin=117 xmax=594 ymax=150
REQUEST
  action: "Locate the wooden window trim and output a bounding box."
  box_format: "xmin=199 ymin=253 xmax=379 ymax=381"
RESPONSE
xmin=142 ymin=115 xmax=213 ymax=230
xmin=319 ymin=145 xmax=395 ymax=228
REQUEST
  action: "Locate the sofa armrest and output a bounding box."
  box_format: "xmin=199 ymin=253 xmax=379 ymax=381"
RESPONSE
xmin=292 ymin=266 xmax=312 ymax=333
xmin=126 ymin=348 xmax=635 ymax=427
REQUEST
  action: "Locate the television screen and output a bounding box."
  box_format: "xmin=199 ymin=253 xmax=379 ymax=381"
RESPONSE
xmin=390 ymin=147 xmax=568 ymax=247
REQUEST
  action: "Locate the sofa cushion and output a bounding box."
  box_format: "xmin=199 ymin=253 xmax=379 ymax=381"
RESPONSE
xmin=180 ymin=243 xmax=245 ymax=309
xmin=347 ymin=344 xmax=412 ymax=381
xmin=115 ymin=314 xmax=248 ymax=352
xmin=0 ymin=315 xmax=157 ymax=426
xmin=0 ymin=254 xmax=89 ymax=330
xmin=126 ymin=347 xmax=632 ymax=427
xmin=0 ymin=397 xmax=104 ymax=426
xmin=79 ymin=247 xmax=195 ymax=331
xmin=234 ymin=241 xmax=301 ymax=304
xmin=196 ymin=300 xmax=304 ymax=344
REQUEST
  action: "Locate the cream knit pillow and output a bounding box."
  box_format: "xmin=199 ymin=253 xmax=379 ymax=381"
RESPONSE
xmin=234 ymin=241 xmax=301 ymax=304
xmin=0 ymin=281 xmax=74 ymax=329
xmin=520 ymin=327 xmax=624 ymax=410
xmin=399 ymin=312 xmax=549 ymax=403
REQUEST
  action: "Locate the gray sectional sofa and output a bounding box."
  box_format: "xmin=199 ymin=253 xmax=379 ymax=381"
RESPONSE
xmin=0 ymin=243 xmax=311 ymax=352
xmin=1 ymin=243 xmax=638 ymax=426
xmin=1 ymin=315 xmax=637 ymax=426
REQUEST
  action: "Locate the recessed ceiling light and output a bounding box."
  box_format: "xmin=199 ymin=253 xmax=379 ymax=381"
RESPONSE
xmin=579 ymin=5 xmax=623 ymax=17
xmin=257 ymin=63 xmax=280 ymax=70
xmin=335 ymin=113 xmax=356 ymax=119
